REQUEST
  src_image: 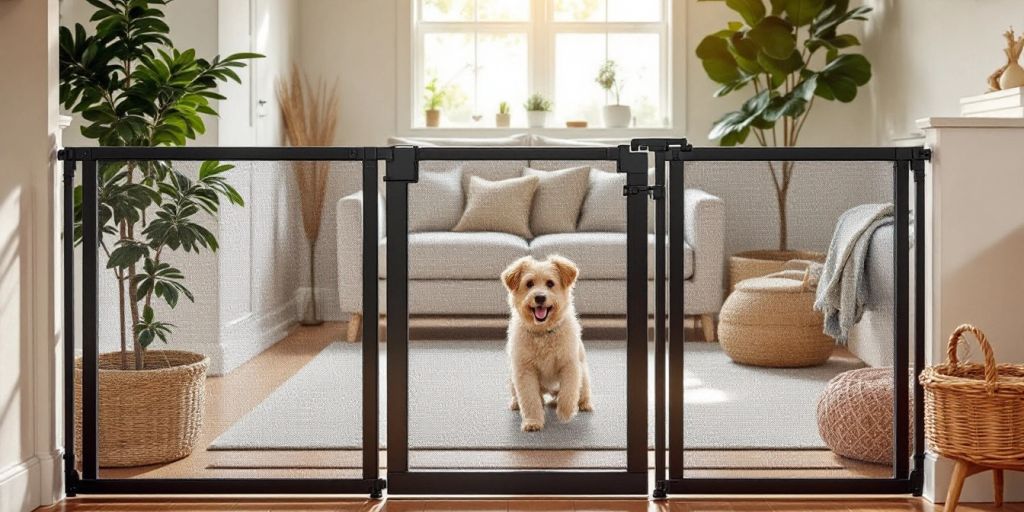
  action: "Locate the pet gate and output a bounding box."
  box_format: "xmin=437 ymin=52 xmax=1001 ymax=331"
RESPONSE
xmin=59 ymin=139 xmax=929 ymax=498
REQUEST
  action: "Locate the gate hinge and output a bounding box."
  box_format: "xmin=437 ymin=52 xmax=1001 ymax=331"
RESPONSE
xmin=382 ymin=146 xmax=419 ymax=183
xmin=624 ymin=184 xmax=665 ymax=200
xmin=630 ymin=138 xmax=692 ymax=152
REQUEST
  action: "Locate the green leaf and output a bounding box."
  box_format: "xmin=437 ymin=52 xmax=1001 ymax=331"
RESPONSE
xmin=696 ymin=36 xmax=743 ymax=84
xmin=725 ymin=0 xmax=766 ymax=26
xmin=784 ymin=0 xmax=825 ymax=26
xmin=757 ymin=49 xmax=803 ymax=77
xmin=747 ymin=16 xmax=796 ymax=59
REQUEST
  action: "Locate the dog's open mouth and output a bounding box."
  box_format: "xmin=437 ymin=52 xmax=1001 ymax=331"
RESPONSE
xmin=532 ymin=306 xmax=553 ymax=323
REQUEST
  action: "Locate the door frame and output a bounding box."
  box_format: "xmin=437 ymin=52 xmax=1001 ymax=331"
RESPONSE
xmin=649 ymin=145 xmax=931 ymax=497
xmin=383 ymin=145 xmax=651 ymax=496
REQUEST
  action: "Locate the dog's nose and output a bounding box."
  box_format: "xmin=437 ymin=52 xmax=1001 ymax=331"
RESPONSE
xmin=535 ymin=294 xmax=546 ymax=304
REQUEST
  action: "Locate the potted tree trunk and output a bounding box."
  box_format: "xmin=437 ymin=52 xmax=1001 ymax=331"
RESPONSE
xmin=695 ymin=0 xmax=873 ymax=289
xmin=496 ymin=101 xmax=511 ymax=127
xmin=596 ymin=60 xmax=631 ymax=128
xmin=524 ymin=93 xmax=552 ymax=128
xmin=61 ymin=0 xmax=259 ymax=467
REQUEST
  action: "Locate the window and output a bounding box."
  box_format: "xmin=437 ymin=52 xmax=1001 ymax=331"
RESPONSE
xmin=412 ymin=0 xmax=670 ymax=129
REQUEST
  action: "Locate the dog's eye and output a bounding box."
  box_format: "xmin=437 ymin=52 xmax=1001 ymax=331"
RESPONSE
xmin=525 ymin=280 xmax=534 ymax=288
xmin=546 ymin=280 xmax=555 ymax=288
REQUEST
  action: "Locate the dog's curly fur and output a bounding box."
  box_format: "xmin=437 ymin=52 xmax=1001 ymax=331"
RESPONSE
xmin=501 ymin=255 xmax=593 ymax=432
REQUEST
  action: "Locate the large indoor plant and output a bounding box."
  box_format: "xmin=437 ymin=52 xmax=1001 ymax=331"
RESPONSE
xmin=61 ymin=0 xmax=259 ymax=466
xmin=695 ymin=0 xmax=872 ymax=288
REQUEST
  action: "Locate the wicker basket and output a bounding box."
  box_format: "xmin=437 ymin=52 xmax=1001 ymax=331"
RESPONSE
xmin=74 ymin=350 xmax=209 ymax=467
xmin=919 ymin=324 xmax=1024 ymax=467
xmin=728 ymin=250 xmax=826 ymax=291
xmin=719 ymin=268 xmax=833 ymax=367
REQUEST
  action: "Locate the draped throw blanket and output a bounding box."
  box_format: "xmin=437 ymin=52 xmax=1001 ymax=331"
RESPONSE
xmin=814 ymin=203 xmax=894 ymax=343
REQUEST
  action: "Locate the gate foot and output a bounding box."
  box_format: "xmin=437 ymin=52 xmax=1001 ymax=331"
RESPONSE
xmin=652 ymin=482 xmax=668 ymax=500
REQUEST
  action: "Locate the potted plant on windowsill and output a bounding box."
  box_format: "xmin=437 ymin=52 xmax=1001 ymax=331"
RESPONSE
xmin=61 ymin=0 xmax=260 ymax=467
xmin=524 ymin=93 xmax=552 ymax=128
xmin=424 ymin=77 xmax=448 ymax=127
xmin=496 ymin=101 xmax=511 ymax=127
xmin=695 ymin=0 xmax=872 ymax=289
xmin=596 ymin=60 xmax=631 ymax=128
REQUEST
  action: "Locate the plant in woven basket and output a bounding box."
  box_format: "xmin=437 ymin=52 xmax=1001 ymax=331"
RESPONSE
xmin=276 ymin=65 xmax=340 ymax=325
xmin=61 ymin=0 xmax=261 ymax=372
xmin=695 ymin=0 xmax=872 ymax=251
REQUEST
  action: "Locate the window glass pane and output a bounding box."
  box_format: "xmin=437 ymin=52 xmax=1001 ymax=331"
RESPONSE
xmin=477 ymin=33 xmax=529 ymax=126
xmin=422 ymin=32 xmax=475 ymax=125
xmin=608 ymin=33 xmax=662 ymax=127
xmin=608 ymin=0 xmax=661 ymax=22
xmin=553 ymin=0 xmax=606 ymax=22
xmin=554 ymin=33 xmax=607 ymax=125
xmin=477 ymin=0 xmax=530 ymax=21
xmin=422 ymin=0 xmax=474 ymax=21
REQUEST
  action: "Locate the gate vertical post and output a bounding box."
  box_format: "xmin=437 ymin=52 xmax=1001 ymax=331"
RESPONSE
xmin=362 ymin=153 xmax=381 ymax=489
xmin=80 ymin=157 xmax=99 ymax=480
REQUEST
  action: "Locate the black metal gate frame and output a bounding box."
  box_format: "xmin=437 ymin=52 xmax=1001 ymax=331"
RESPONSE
xmin=645 ymin=143 xmax=931 ymax=497
xmin=58 ymin=140 xmax=930 ymax=498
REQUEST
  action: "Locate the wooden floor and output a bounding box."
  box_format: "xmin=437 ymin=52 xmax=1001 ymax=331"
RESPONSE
xmin=35 ymin=497 xmax=1024 ymax=511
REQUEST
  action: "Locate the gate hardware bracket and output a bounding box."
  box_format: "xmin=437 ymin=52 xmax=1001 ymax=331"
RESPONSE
xmin=624 ymin=184 xmax=665 ymax=200
xmin=630 ymin=138 xmax=691 ymax=152
xmin=383 ymin=145 xmax=419 ymax=183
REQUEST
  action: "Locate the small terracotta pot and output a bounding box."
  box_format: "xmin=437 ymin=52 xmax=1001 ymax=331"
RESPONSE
xmin=495 ymin=112 xmax=511 ymax=127
xmin=425 ymin=109 xmax=441 ymax=127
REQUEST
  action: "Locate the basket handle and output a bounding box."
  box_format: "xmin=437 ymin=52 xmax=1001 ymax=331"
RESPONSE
xmin=945 ymin=324 xmax=999 ymax=390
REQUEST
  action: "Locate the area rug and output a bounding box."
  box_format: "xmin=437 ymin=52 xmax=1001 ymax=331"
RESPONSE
xmin=209 ymin=340 xmax=863 ymax=451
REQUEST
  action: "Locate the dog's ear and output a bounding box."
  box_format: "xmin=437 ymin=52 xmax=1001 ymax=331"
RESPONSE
xmin=549 ymin=255 xmax=579 ymax=288
xmin=501 ymin=256 xmax=532 ymax=292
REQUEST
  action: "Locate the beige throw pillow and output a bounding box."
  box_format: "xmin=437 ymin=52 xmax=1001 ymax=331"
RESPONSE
xmin=523 ymin=166 xmax=591 ymax=236
xmin=577 ymin=170 xmax=627 ymax=232
xmin=409 ymin=168 xmax=463 ymax=232
xmin=454 ymin=175 xmax=540 ymax=239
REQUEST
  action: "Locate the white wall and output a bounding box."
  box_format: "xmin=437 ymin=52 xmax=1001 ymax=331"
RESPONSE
xmin=0 ymin=0 xmax=62 ymax=510
xmin=863 ymin=0 xmax=1024 ymax=142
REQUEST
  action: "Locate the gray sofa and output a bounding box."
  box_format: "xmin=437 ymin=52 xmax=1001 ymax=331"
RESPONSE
xmin=334 ymin=135 xmax=726 ymax=341
xmin=847 ymin=223 xmax=913 ymax=367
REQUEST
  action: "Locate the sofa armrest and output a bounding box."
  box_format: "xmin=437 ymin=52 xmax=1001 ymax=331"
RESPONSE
xmin=684 ymin=188 xmax=726 ymax=315
xmin=336 ymin=189 xmax=385 ymax=314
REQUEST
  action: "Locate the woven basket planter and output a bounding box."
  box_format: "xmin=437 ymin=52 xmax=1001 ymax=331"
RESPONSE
xmin=74 ymin=350 xmax=209 ymax=467
xmin=719 ymin=269 xmax=833 ymax=368
xmin=920 ymin=325 xmax=1024 ymax=468
xmin=728 ymin=249 xmax=825 ymax=291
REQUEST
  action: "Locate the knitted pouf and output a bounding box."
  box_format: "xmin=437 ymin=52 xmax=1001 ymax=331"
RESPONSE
xmin=816 ymin=367 xmax=897 ymax=464
xmin=718 ymin=270 xmax=834 ymax=367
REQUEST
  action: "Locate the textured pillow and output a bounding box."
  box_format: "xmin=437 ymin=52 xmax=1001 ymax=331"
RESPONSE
xmin=409 ymin=168 xmax=463 ymax=232
xmin=454 ymin=175 xmax=540 ymax=238
xmin=577 ymin=170 xmax=627 ymax=232
xmin=523 ymin=166 xmax=591 ymax=235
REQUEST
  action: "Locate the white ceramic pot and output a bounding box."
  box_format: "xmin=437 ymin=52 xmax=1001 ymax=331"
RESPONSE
xmin=495 ymin=112 xmax=511 ymax=128
xmin=602 ymin=105 xmax=632 ymax=128
xmin=526 ymin=110 xmax=548 ymax=128
xmin=1000 ymin=62 xmax=1024 ymax=90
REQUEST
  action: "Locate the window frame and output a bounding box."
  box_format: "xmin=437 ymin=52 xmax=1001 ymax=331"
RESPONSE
xmin=400 ymin=0 xmax=679 ymax=135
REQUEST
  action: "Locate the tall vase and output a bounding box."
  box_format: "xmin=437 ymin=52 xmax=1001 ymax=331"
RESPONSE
xmin=300 ymin=238 xmax=324 ymax=326
xmin=1000 ymin=62 xmax=1024 ymax=90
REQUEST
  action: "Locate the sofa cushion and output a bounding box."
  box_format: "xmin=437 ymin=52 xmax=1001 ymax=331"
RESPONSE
xmin=388 ymin=134 xmax=530 ymax=146
xmin=577 ymin=170 xmax=627 ymax=232
xmin=409 ymin=168 xmax=463 ymax=232
xmin=523 ymin=166 xmax=591 ymax=236
xmin=379 ymin=231 xmax=529 ymax=279
xmin=454 ymin=175 xmax=539 ymax=238
xmin=530 ymin=233 xmax=693 ymax=280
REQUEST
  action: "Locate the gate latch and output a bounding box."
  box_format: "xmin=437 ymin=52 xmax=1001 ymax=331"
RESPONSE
xmin=623 ymin=184 xmax=665 ymax=200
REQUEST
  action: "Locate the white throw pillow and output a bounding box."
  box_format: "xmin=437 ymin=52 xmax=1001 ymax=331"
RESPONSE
xmin=577 ymin=170 xmax=627 ymax=232
xmin=523 ymin=166 xmax=591 ymax=236
xmin=409 ymin=168 xmax=464 ymax=232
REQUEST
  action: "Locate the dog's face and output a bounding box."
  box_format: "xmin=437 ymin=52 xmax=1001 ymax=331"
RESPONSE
xmin=501 ymin=255 xmax=579 ymax=330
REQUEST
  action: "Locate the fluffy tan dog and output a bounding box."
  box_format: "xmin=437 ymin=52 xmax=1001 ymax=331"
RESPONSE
xmin=501 ymin=255 xmax=593 ymax=432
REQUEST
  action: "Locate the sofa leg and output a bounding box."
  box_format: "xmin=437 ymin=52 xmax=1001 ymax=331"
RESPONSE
xmin=346 ymin=313 xmax=363 ymax=342
xmin=701 ymin=314 xmax=716 ymax=342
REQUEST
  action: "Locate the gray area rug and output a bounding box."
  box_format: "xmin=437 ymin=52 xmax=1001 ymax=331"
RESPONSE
xmin=210 ymin=341 xmax=863 ymax=451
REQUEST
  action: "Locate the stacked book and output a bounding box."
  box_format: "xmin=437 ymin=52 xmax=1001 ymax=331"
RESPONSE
xmin=960 ymin=87 xmax=1024 ymax=117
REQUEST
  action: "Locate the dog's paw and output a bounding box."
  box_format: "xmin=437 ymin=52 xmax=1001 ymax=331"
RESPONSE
xmin=509 ymin=399 xmax=520 ymax=411
xmin=521 ymin=420 xmax=544 ymax=432
xmin=578 ymin=400 xmax=594 ymax=412
xmin=556 ymin=404 xmax=578 ymax=423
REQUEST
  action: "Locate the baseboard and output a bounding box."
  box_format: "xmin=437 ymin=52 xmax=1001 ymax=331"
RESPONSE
xmin=219 ymin=299 xmax=298 ymax=375
xmin=924 ymin=451 xmax=1024 ymax=503
xmin=0 ymin=456 xmax=41 ymax=512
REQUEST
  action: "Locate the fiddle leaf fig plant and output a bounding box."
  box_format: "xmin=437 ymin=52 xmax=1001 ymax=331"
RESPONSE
xmin=695 ymin=0 xmax=872 ymax=250
xmin=60 ymin=0 xmax=261 ymax=370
